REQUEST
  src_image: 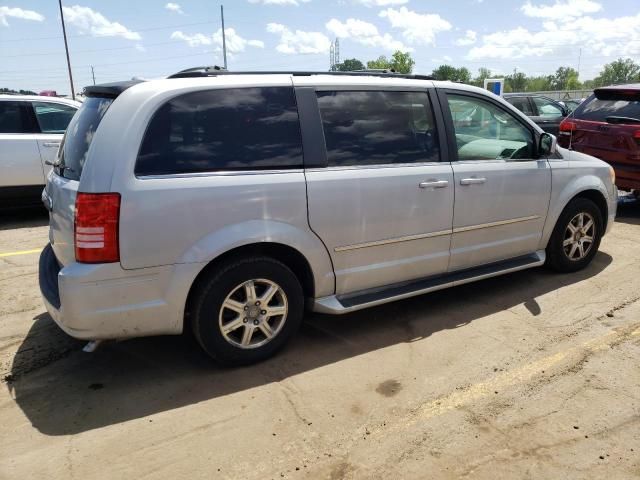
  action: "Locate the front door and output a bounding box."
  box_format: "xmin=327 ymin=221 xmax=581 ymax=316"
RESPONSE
xmin=304 ymin=88 xmax=454 ymax=294
xmin=530 ymin=96 xmax=566 ymax=135
xmin=442 ymin=91 xmax=551 ymax=271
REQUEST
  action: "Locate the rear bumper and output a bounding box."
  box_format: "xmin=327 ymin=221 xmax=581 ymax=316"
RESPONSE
xmin=38 ymin=244 xmax=202 ymax=340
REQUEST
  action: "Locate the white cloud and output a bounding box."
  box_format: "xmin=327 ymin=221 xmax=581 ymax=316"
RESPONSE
xmin=171 ymin=28 xmax=264 ymax=53
xmin=325 ymin=18 xmax=409 ymax=51
xmin=354 ymin=0 xmax=408 ymax=6
xmin=266 ymin=23 xmax=331 ymax=54
xmin=135 ymin=43 xmax=146 ymax=52
xmin=379 ymin=6 xmax=452 ymax=46
xmin=455 ymin=29 xmax=477 ymax=46
xmin=62 ymin=5 xmax=140 ymax=40
xmin=467 ymin=12 xmax=640 ymax=61
xmin=0 ymin=6 xmax=44 ymax=26
xmin=521 ymin=0 xmax=601 ymax=19
xmin=165 ymin=3 xmax=184 ymax=14
xmin=248 ymin=0 xmax=310 ymax=5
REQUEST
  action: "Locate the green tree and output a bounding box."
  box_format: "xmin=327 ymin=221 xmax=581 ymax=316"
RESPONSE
xmin=549 ymin=67 xmax=581 ymax=90
xmin=367 ymin=55 xmax=391 ymax=70
xmin=526 ymin=75 xmax=552 ymax=92
xmin=472 ymin=67 xmax=493 ymax=87
xmin=338 ymin=58 xmax=365 ymax=71
xmin=593 ymin=58 xmax=640 ymax=87
xmin=366 ymin=51 xmax=415 ymax=73
xmin=506 ymin=72 xmax=527 ymax=92
xmin=432 ymin=65 xmax=471 ymax=83
xmin=389 ymin=51 xmax=415 ymax=74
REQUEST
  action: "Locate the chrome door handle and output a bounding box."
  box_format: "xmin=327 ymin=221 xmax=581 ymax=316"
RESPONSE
xmin=42 ymin=142 xmax=60 ymax=148
xmin=419 ymin=180 xmax=449 ymax=189
xmin=460 ymin=177 xmax=487 ymax=185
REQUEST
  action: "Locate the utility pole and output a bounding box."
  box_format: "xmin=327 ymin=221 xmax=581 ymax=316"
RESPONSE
xmin=220 ymin=5 xmax=227 ymax=69
xmin=58 ymin=0 xmax=75 ymax=100
xmin=577 ymin=47 xmax=582 ymax=81
xmin=91 ymin=65 xmax=95 ymax=85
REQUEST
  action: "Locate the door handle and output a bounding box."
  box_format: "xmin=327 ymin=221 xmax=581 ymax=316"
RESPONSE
xmin=460 ymin=177 xmax=487 ymax=185
xmin=419 ymin=180 xmax=449 ymax=189
xmin=42 ymin=142 xmax=61 ymax=148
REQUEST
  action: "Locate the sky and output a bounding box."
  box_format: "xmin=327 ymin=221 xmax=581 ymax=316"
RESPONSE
xmin=1 ymin=0 xmax=639 ymax=95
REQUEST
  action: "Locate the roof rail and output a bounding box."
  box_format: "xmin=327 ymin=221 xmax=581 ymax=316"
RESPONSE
xmin=167 ymin=67 xmax=434 ymax=81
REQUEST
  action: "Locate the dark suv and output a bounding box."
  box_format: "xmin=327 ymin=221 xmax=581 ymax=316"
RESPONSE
xmin=558 ymin=84 xmax=640 ymax=192
xmin=504 ymin=94 xmax=569 ymax=135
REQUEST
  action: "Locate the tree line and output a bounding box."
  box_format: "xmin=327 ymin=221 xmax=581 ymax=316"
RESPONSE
xmin=336 ymin=52 xmax=640 ymax=92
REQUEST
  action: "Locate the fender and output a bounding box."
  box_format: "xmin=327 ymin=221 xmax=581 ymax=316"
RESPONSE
xmin=179 ymin=219 xmax=335 ymax=298
xmin=539 ymin=170 xmax=610 ymax=249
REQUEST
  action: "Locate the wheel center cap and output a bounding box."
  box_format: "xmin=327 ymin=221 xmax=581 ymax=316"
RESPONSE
xmin=247 ymin=306 xmax=261 ymax=318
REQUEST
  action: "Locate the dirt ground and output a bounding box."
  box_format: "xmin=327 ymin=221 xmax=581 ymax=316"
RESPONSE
xmin=0 ymin=203 xmax=639 ymax=480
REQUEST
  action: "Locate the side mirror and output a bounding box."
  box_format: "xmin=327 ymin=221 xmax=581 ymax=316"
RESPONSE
xmin=539 ymin=132 xmax=557 ymax=157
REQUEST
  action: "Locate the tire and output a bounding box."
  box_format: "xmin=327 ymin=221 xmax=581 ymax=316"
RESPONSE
xmin=191 ymin=256 xmax=304 ymax=366
xmin=545 ymin=197 xmax=603 ymax=273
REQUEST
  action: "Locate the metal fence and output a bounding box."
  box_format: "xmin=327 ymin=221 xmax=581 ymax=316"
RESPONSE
xmin=513 ymin=89 xmax=594 ymax=100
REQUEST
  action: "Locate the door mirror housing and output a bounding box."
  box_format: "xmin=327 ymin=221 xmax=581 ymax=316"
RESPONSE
xmin=539 ymin=132 xmax=557 ymax=157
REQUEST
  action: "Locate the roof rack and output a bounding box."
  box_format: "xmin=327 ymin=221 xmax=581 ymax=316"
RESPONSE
xmin=167 ymin=66 xmax=434 ymax=81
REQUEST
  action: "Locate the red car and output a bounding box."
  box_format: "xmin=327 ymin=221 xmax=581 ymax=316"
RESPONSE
xmin=559 ymin=84 xmax=640 ymax=192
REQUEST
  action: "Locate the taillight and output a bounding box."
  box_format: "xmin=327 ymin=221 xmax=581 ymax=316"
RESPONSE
xmin=74 ymin=193 xmax=121 ymax=263
xmin=559 ymin=119 xmax=577 ymax=133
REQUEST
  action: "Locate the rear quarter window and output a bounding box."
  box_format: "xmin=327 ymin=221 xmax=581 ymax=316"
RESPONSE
xmin=57 ymin=96 xmax=113 ymax=180
xmin=136 ymin=86 xmax=303 ymax=176
xmin=574 ymin=94 xmax=640 ymax=122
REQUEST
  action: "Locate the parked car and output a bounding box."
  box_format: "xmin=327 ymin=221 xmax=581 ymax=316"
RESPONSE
xmin=0 ymin=95 xmax=80 ymax=208
xmin=39 ymin=70 xmax=617 ymax=365
xmin=504 ymin=94 xmax=569 ymax=135
xmin=558 ymin=84 xmax=640 ymax=193
xmin=560 ymin=98 xmax=583 ymax=113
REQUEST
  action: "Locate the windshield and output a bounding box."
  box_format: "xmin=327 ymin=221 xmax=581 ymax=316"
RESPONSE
xmin=56 ymin=96 xmax=113 ymax=180
xmin=573 ymin=93 xmax=640 ymax=123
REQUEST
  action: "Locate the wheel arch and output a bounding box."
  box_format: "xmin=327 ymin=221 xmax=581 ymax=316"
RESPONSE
xmin=541 ymin=181 xmax=609 ymax=249
xmin=184 ymin=242 xmax=317 ymax=327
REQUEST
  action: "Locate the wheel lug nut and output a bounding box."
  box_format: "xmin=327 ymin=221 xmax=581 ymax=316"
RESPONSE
xmin=261 ymin=310 xmax=267 ymax=315
xmin=255 ymin=301 xmax=260 ymax=306
xmin=243 ymin=318 xmax=248 ymax=323
xmin=244 ymin=306 xmax=249 ymax=311
xmin=253 ymin=320 xmax=259 ymax=325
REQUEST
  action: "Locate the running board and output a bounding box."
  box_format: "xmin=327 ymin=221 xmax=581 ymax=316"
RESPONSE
xmin=312 ymin=251 xmax=546 ymax=314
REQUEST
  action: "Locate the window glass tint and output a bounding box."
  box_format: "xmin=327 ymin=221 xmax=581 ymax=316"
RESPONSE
xmin=57 ymin=96 xmax=113 ymax=180
xmin=447 ymin=94 xmax=534 ymax=161
xmin=316 ymin=90 xmax=439 ymax=167
xmin=136 ymin=87 xmax=303 ymax=175
xmin=533 ymin=97 xmax=564 ymax=118
xmin=0 ymin=101 xmax=36 ymax=134
xmin=506 ymin=97 xmax=534 ymax=116
xmin=573 ymin=94 xmax=640 ymax=122
xmin=33 ymin=102 xmax=77 ymax=133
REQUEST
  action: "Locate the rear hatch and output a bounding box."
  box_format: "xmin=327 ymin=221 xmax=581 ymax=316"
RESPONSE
xmin=44 ymin=81 xmax=140 ymax=266
xmin=559 ymin=87 xmax=640 ymax=187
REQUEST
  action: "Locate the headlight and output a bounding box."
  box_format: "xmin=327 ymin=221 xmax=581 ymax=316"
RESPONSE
xmin=609 ymin=166 xmax=616 ymax=185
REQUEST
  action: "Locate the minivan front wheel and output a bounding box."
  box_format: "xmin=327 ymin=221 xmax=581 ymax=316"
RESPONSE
xmin=546 ymin=197 xmax=603 ymax=272
xmin=191 ymin=257 xmax=304 ymax=365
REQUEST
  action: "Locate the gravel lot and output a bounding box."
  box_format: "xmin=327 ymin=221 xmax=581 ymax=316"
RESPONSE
xmin=0 ymin=202 xmax=639 ymax=479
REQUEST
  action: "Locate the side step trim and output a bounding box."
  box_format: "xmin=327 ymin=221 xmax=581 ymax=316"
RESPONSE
xmin=312 ymin=251 xmax=546 ymax=314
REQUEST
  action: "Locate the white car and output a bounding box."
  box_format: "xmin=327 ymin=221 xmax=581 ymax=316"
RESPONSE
xmin=0 ymin=95 xmax=80 ymax=209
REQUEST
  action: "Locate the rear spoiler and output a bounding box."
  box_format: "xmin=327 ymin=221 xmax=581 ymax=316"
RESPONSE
xmin=83 ymin=80 xmax=144 ymax=99
xmin=594 ymin=86 xmax=640 ymax=101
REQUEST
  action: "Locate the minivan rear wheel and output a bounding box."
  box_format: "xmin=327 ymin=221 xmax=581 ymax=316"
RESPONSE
xmin=191 ymin=257 xmax=304 ymax=366
xmin=545 ymin=197 xmax=603 ymax=273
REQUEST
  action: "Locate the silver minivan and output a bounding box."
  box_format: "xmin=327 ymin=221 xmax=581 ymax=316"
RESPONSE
xmin=39 ymin=70 xmax=617 ymax=365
